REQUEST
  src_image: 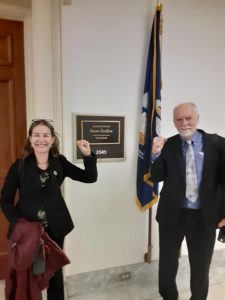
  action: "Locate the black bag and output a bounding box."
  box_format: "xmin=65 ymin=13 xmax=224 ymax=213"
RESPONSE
xmin=32 ymin=244 xmax=45 ymax=275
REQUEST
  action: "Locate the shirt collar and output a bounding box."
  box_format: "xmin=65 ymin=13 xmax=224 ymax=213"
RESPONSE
xmin=180 ymin=130 xmax=202 ymax=146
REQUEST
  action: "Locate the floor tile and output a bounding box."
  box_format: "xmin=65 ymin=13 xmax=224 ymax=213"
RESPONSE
xmin=151 ymin=283 xmax=225 ymax=300
xmin=1 ymin=275 xmax=225 ymax=300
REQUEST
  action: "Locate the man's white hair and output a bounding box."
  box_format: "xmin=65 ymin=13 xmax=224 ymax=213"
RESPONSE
xmin=173 ymin=102 xmax=198 ymax=117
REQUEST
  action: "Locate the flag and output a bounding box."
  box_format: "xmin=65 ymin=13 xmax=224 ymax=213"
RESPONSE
xmin=136 ymin=4 xmax=162 ymax=211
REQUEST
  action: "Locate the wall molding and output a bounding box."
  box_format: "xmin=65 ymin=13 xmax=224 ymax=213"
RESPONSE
xmin=51 ymin=0 xmax=63 ymax=147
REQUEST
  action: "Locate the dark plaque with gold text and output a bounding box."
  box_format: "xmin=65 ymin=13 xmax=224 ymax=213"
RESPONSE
xmin=74 ymin=115 xmax=125 ymax=160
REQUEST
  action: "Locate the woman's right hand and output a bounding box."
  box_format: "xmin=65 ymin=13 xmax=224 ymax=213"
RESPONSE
xmin=76 ymin=140 xmax=91 ymax=156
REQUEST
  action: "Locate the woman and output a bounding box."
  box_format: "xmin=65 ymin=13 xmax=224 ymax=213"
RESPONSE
xmin=0 ymin=119 xmax=97 ymax=300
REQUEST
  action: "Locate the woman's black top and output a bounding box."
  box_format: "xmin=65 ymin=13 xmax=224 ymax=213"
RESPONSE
xmin=0 ymin=153 xmax=97 ymax=238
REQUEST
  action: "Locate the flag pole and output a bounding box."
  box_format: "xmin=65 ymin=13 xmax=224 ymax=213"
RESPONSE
xmin=144 ymin=6 xmax=158 ymax=264
xmin=144 ymin=2 xmax=163 ymax=264
xmin=145 ymin=5 xmax=157 ymax=264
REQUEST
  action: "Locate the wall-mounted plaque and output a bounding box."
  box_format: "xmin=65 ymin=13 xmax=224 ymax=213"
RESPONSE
xmin=73 ymin=114 xmax=125 ymax=161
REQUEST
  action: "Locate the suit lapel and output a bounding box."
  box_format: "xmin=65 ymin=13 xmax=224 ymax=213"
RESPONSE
xmin=26 ymin=156 xmax=43 ymax=188
xmin=172 ymin=135 xmax=186 ymax=179
xmin=201 ymin=133 xmax=210 ymax=182
xmin=25 ymin=154 xmax=61 ymax=189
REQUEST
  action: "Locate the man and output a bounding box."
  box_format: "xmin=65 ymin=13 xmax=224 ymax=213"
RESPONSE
xmin=150 ymin=102 xmax=225 ymax=300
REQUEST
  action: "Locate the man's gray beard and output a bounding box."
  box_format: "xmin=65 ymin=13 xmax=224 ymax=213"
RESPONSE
xmin=179 ymin=129 xmax=194 ymax=139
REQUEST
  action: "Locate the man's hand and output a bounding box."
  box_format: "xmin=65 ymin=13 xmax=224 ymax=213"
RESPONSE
xmin=77 ymin=140 xmax=91 ymax=156
xmin=217 ymin=218 xmax=225 ymax=228
xmin=152 ymin=136 xmax=167 ymax=154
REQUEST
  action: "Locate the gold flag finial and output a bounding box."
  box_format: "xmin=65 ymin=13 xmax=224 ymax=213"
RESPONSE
xmin=156 ymin=1 xmax=163 ymax=11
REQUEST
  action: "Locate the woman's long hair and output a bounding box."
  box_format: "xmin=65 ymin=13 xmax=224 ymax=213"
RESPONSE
xmin=23 ymin=119 xmax=60 ymax=158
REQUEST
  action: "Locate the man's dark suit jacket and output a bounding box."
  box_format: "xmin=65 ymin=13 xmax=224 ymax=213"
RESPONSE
xmin=0 ymin=153 xmax=97 ymax=238
xmin=150 ymin=130 xmax=225 ymax=228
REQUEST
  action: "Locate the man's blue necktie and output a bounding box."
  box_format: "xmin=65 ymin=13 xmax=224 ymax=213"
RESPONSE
xmin=185 ymin=140 xmax=198 ymax=203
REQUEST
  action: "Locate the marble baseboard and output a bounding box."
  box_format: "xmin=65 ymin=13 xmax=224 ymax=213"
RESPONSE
xmin=65 ymin=248 xmax=225 ymax=299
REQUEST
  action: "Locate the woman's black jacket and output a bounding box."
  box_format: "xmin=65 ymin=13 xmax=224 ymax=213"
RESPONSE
xmin=0 ymin=153 xmax=97 ymax=238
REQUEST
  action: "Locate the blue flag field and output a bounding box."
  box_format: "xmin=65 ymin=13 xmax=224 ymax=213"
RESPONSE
xmin=136 ymin=4 xmax=162 ymax=211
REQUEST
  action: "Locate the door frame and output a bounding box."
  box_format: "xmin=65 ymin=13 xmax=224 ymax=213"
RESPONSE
xmin=0 ymin=2 xmax=32 ymax=127
xmin=0 ymin=1 xmax=63 ymax=140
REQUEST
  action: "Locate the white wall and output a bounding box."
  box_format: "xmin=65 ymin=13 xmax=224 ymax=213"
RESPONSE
xmin=62 ymin=0 xmax=152 ymax=275
xmin=61 ymin=0 xmax=225 ymax=275
xmin=160 ymin=0 xmax=225 ymax=136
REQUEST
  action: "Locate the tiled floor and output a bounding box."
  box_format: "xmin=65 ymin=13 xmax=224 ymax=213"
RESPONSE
xmin=66 ymin=282 xmax=225 ymax=300
xmin=1 ymin=256 xmax=225 ymax=300
xmin=1 ymin=279 xmax=225 ymax=300
xmin=64 ymin=248 xmax=225 ymax=300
